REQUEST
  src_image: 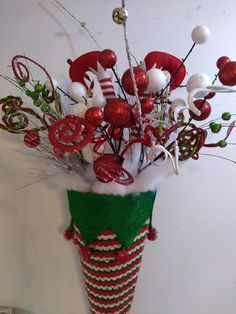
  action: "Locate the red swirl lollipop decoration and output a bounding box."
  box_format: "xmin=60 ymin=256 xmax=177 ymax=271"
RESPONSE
xmin=48 ymin=116 xmax=94 ymax=152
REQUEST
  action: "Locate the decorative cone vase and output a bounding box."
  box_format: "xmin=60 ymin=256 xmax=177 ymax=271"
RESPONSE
xmin=66 ymin=190 xmax=156 ymax=314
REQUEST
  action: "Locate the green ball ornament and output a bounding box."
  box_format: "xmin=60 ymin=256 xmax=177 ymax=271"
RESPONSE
xmin=25 ymin=90 xmax=32 ymax=97
xmin=221 ymin=112 xmax=231 ymax=121
xmin=211 ymin=123 xmax=222 ymax=133
xmin=31 ymin=92 xmax=39 ymax=100
xmin=218 ymin=140 xmax=227 ymax=148
xmin=34 ymin=83 xmax=43 ymax=92
xmin=209 ymin=121 xmax=216 ymax=129
xmin=33 ymin=99 xmax=42 ymax=107
xmin=25 ymin=90 xmax=39 ymax=100
xmin=41 ymin=104 xmax=51 ymax=113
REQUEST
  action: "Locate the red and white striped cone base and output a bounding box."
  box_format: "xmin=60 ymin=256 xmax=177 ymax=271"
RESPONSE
xmin=72 ymin=224 xmax=148 ymax=314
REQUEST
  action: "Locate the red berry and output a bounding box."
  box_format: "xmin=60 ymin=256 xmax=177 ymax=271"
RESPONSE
xmin=216 ymin=56 xmax=231 ymax=69
xmin=99 ymin=49 xmax=117 ymax=69
xmin=219 ymin=61 xmax=236 ymax=86
xmin=122 ymin=67 xmax=149 ymax=95
xmin=108 ymin=126 xmax=123 ymax=139
xmin=189 ymin=99 xmax=211 ymax=121
xmin=24 ymin=132 xmax=40 ymax=148
xmin=85 ymin=107 xmax=104 ymax=126
xmin=104 ymin=98 xmax=130 ymax=127
xmin=141 ymin=98 xmax=155 ymax=114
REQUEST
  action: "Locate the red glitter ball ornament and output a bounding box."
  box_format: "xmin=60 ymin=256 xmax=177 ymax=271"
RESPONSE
xmin=141 ymin=98 xmax=155 ymax=114
xmin=121 ymin=67 xmax=149 ymax=95
xmin=108 ymin=125 xmax=123 ymax=139
xmin=104 ymin=98 xmax=130 ymax=127
xmin=216 ymin=56 xmax=231 ymax=69
xmin=219 ymin=61 xmax=236 ymax=86
xmin=85 ymin=107 xmax=104 ymax=126
xmin=189 ymin=99 xmax=211 ymax=121
xmin=99 ymin=49 xmax=117 ymax=69
xmin=24 ymin=131 xmax=40 ymax=148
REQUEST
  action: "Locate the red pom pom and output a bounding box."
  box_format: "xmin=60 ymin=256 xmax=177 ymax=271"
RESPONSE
xmin=147 ymin=227 xmax=158 ymax=241
xmin=80 ymin=246 xmax=92 ymax=260
xmin=117 ymin=249 xmax=130 ymax=264
xmin=72 ymin=238 xmax=79 ymax=245
xmin=64 ymin=228 xmax=74 ymax=240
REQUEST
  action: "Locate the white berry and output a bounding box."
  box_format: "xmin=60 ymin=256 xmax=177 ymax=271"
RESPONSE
xmin=191 ymin=25 xmax=210 ymax=44
xmin=147 ymin=68 xmax=167 ymax=92
xmin=67 ymin=82 xmax=87 ymax=102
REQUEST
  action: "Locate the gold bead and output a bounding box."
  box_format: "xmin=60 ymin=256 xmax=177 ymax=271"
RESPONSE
xmin=112 ymin=7 xmax=128 ymax=25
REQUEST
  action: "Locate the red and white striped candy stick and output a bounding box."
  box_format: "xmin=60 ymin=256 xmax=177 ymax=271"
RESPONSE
xmin=90 ymin=63 xmax=116 ymax=101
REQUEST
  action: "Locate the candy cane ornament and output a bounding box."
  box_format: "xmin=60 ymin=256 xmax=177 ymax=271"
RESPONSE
xmin=90 ymin=62 xmax=116 ymax=101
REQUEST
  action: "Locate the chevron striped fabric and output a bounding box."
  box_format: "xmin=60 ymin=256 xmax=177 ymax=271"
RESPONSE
xmin=72 ymin=223 xmax=148 ymax=314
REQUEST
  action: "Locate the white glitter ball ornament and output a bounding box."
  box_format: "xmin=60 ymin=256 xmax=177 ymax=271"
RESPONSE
xmin=147 ymin=68 xmax=167 ymax=92
xmin=93 ymin=95 xmax=106 ymax=108
xmin=191 ymin=25 xmax=210 ymax=44
xmin=187 ymin=73 xmax=212 ymax=92
xmin=67 ymin=82 xmax=87 ymax=102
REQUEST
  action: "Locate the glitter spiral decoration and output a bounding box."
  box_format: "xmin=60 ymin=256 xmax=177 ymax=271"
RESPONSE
xmin=93 ymin=154 xmax=134 ymax=185
xmin=48 ymin=115 xmax=94 ymax=152
xmin=0 ymin=96 xmax=46 ymax=133
xmin=11 ymin=55 xmax=57 ymax=94
xmin=178 ymin=127 xmax=207 ymax=160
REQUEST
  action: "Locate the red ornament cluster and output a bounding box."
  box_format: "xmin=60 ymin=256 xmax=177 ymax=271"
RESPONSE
xmin=1 ymin=50 xmax=236 ymax=187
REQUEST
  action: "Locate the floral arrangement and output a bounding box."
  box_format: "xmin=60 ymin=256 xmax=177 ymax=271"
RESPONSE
xmin=1 ymin=2 xmax=236 ymax=314
xmin=1 ymin=24 xmax=236 ymax=194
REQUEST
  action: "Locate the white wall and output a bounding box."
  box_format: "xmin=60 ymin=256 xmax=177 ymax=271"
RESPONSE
xmin=0 ymin=0 xmax=236 ymax=313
